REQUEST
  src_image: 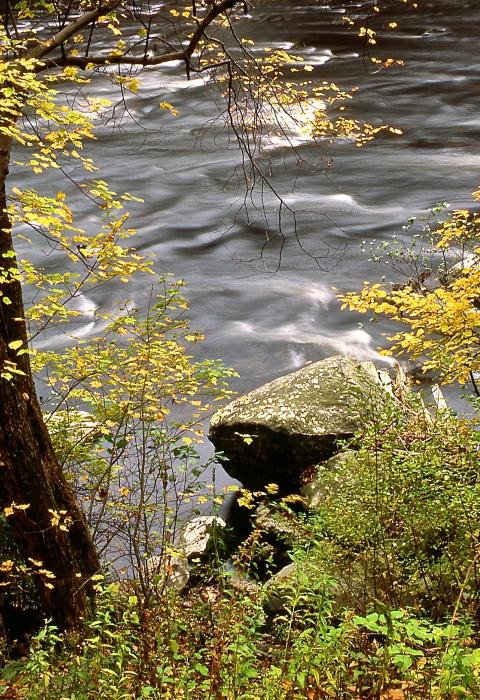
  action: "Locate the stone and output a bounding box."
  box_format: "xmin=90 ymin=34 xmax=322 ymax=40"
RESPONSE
xmin=301 ymin=450 xmax=357 ymax=510
xmin=145 ymin=553 xmax=190 ymax=592
xmin=254 ymin=501 xmax=303 ymax=543
xmin=262 ymin=562 xmax=298 ymax=615
xmin=209 ymin=355 xmax=394 ymax=492
xmin=440 ymin=252 xmax=480 ymax=286
xmin=180 ymin=515 xmax=227 ymax=561
xmin=263 ymin=559 xmax=372 ymax=618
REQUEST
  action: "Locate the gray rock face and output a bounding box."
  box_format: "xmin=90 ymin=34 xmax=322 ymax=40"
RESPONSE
xmin=145 ymin=553 xmax=191 ymax=592
xmin=301 ymin=450 xmax=357 ymax=510
xmin=181 ymin=515 xmax=227 ymax=561
xmin=209 ymin=355 xmax=392 ymax=492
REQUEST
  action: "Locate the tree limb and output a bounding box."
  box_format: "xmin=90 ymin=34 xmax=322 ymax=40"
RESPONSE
xmin=38 ymin=0 xmax=240 ymax=74
xmin=27 ymin=0 xmax=122 ymax=60
xmin=41 ymin=49 xmax=185 ymax=70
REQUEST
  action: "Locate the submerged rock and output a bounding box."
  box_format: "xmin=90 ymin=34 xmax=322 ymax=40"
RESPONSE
xmin=144 ymin=515 xmax=228 ymax=591
xmin=145 ymin=553 xmax=191 ymax=592
xmin=209 ymin=355 xmax=393 ymax=493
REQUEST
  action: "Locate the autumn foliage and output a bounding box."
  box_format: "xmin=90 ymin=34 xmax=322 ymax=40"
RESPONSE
xmin=341 ymin=189 xmax=480 ymax=384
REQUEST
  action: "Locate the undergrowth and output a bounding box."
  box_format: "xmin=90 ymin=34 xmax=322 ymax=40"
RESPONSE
xmin=2 ymin=397 xmax=480 ymax=698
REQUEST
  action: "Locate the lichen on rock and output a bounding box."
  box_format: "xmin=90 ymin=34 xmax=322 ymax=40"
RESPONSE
xmin=209 ymin=355 xmax=396 ymax=493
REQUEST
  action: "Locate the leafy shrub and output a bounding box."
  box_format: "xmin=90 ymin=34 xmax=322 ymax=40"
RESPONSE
xmin=37 ymin=277 xmax=237 ymax=585
xmin=341 ymin=193 xmax=480 ymax=385
xmin=295 ymin=399 xmax=480 ymax=622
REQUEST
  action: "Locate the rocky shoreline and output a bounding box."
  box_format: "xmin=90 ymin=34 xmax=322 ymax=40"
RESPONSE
xmin=154 ymin=355 xmax=424 ymax=603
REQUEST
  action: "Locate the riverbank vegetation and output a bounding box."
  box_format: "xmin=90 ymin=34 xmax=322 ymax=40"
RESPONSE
xmin=4 ymin=201 xmax=480 ymax=696
xmin=4 ymin=379 xmax=480 ymax=698
xmin=2 ymin=0 xmax=480 ymax=697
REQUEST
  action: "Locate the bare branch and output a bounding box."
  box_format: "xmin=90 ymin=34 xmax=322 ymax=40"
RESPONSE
xmin=41 ymin=49 xmax=185 ymax=70
xmin=184 ymin=0 xmax=237 ymax=63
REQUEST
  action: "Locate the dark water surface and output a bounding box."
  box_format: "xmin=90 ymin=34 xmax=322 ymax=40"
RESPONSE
xmin=20 ymin=1 xmax=480 ymax=462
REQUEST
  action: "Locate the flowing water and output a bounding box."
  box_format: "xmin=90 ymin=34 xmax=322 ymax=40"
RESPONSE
xmin=19 ymin=0 xmax=480 ymax=470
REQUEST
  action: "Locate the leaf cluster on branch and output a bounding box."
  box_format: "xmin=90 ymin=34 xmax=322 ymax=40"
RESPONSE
xmin=341 ymin=189 xmax=480 ymax=385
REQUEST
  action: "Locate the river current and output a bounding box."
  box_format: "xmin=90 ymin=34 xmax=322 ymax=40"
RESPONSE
xmin=18 ymin=1 xmax=480 ymax=467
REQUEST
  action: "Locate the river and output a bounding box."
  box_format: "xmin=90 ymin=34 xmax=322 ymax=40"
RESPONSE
xmin=18 ymin=0 xmax=480 ymax=468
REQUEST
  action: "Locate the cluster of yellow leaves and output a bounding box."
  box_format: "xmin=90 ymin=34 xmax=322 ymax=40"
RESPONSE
xmin=40 ymin=279 xmax=236 ymax=429
xmin=1 ymin=359 xmax=27 ymax=381
xmin=236 ymin=483 xmax=280 ymax=509
xmin=28 ymin=558 xmax=56 ymax=589
xmin=6 ymin=183 xmax=153 ymax=337
xmin=0 ymin=553 xmax=55 ymax=591
xmin=341 ymin=189 xmax=480 ymax=384
xmin=48 ymin=508 xmax=73 ymax=532
xmin=169 ymin=7 xmax=192 ymax=19
xmin=0 ymin=56 xmax=100 ymax=172
xmin=341 ymin=1 xmax=418 ymax=67
xmin=312 ymin=110 xmax=403 ymax=148
xmin=3 ymin=502 xmax=30 ymax=517
xmin=0 ymin=558 xmax=27 ymax=588
xmin=211 ymin=45 xmax=400 ymax=148
xmin=1 ymin=503 xmax=57 ymax=589
xmin=435 ymin=208 xmax=480 ymax=248
xmin=359 ymin=26 xmax=378 ymax=45
xmin=223 ymin=47 xmax=313 ymax=109
xmin=159 ymin=101 xmax=178 ymax=117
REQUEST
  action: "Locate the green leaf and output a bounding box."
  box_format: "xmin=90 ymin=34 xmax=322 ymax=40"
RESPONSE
xmin=194 ymin=663 xmax=209 ymax=677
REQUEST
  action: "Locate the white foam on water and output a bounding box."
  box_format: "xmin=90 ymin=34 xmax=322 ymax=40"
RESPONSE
xmin=260 ymin=97 xmax=327 ymax=150
xmin=286 ymin=346 xmax=306 ymax=369
xmin=301 ymin=47 xmax=334 ymax=66
xmin=231 ymin=321 xmax=255 ymax=335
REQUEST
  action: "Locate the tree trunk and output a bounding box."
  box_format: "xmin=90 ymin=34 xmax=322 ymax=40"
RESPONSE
xmin=0 ymin=134 xmax=100 ymax=631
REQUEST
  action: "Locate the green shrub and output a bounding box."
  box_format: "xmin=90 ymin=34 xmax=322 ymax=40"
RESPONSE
xmin=295 ymin=399 xmax=480 ymax=622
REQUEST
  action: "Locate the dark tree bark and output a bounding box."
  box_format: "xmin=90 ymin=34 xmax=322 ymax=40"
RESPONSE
xmin=0 ymin=133 xmax=100 ymax=631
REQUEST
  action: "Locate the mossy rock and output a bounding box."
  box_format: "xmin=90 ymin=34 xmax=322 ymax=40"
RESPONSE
xmin=301 ymin=450 xmax=358 ymax=510
xmin=209 ymin=355 xmax=394 ymax=493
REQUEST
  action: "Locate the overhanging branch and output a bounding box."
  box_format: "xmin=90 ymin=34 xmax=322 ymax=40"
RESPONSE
xmin=26 ymin=0 xmax=122 ymax=60
xmin=41 ymin=49 xmax=185 ymax=70
xmin=38 ymin=0 xmax=241 ymax=76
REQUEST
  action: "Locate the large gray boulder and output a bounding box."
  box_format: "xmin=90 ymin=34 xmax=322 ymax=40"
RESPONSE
xmin=209 ymin=355 xmax=394 ymax=492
